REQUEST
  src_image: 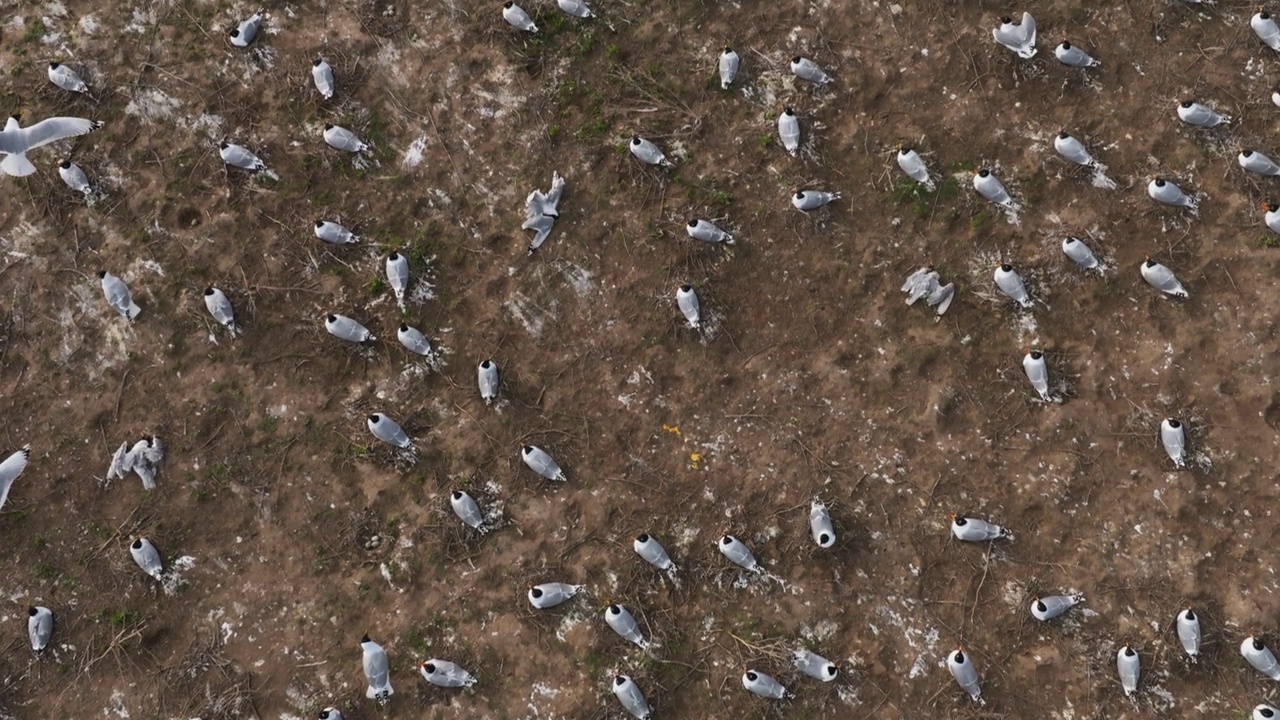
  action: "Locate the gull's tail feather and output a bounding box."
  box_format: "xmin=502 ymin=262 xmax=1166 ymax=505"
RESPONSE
xmin=2 ymin=153 xmax=37 ymax=177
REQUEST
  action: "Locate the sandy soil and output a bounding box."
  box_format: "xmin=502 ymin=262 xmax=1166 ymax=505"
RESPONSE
xmin=2 ymin=0 xmax=1280 ymax=718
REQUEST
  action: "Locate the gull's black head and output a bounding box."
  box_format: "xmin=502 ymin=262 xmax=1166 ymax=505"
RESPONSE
xmin=481 ymin=360 xmax=492 ymax=369
xmin=1035 ymin=600 xmax=1047 ymax=613
xmin=1060 ymin=41 xmax=1072 ymax=50
xmin=60 ymin=160 xmax=71 ymax=169
xmin=720 ymin=535 xmax=733 ymax=545
xmin=399 ymin=324 xmax=409 ymax=333
xmin=1154 ymin=178 xmax=1166 ymax=187
xmin=1180 ymin=100 xmax=1194 ymax=108
xmin=327 ymin=314 xmax=338 ymax=322
xmin=1145 ymin=258 xmax=1157 ymax=267
xmin=1168 ymin=419 xmax=1181 ymax=428
xmin=1124 ymin=646 xmax=1136 ymax=657
xmin=131 ymin=538 xmax=143 ymax=549
xmin=324 ymin=123 xmax=334 ymax=131
xmin=631 ymin=136 xmax=641 ymax=145
xmin=636 ymin=533 xmax=649 ymax=543
xmin=314 ymin=220 xmax=325 ymax=228
xmin=361 ymin=633 xmax=371 ymax=643
xmin=504 ymin=0 xmax=514 ymax=7
xmin=96 ymin=270 xmax=107 ymax=279
xmin=204 ymin=288 xmax=215 ymax=296
xmin=723 ymin=47 xmax=733 ymax=54
xmin=229 ymin=28 xmax=241 ymax=38
xmin=530 ymin=587 xmax=544 ymax=598
xmin=608 ymin=604 xmax=620 ymax=614
xmin=824 ymin=664 xmax=837 ymax=677
xmin=819 ymin=533 xmax=831 ymax=545
xmin=794 ymin=191 xmax=805 ymax=199
xmin=790 ymin=55 xmax=802 ymax=64
xmin=27 ymin=607 xmax=38 ymax=617
xmin=313 ymin=58 xmax=323 ymax=67
xmin=1001 ymin=16 xmax=1012 ymax=24
xmin=49 ymin=62 xmax=60 ymax=70
xmin=1184 ymin=609 xmax=1196 ymax=620
xmin=1264 ymin=11 xmax=1273 ymax=20
xmin=745 ymin=671 xmax=759 ymax=681
xmin=452 ymin=490 xmax=464 ymax=500
xmin=1244 ymin=150 xmax=1255 ymax=158
xmin=219 ymin=141 xmax=230 ymax=150
xmin=999 ymin=263 xmax=1013 ymax=273
xmin=954 ymin=650 xmax=966 ymax=663
xmin=687 ymin=219 xmax=698 ymax=228
xmin=388 ymin=251 xmax=400 ymax=261
xmin=680 ymin=284 xmax=693 ymax=292
xmin=368 ymin=414 xmax=381 ymax=423
xmin=978 ymin=168 xmax=991 ymax=178
xmin=1058 ymin=131 xmax=1070 ymax=140
xmin=783 ymin=106 xmax=794 ymax=115
xmin=1030 ymin=350 xmax=1043 ymax=360
xmin=614 ymin=675 xmax=627 ymax=686
xmin=522 ymin=445 xmax=534 ymax=453
xmin=954 ymin=517 xmax=968 ymax=526
xmin=423 ymin=662 xmax=436 ymax=673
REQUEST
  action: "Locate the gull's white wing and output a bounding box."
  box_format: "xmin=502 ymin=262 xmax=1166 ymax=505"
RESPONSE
xmin=0 ymin=117 xmax=101 ymax=154
xmin=107 ymin=442 xmax=132 ymax=480
xmin=0 ymin=445 xmax=30 ymax=511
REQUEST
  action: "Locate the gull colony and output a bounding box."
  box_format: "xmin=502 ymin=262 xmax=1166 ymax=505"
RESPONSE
xmin=2 ymin=1 xmax=1279 ymax=717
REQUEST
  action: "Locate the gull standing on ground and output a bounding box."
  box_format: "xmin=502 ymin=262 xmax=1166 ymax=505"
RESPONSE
xmin=367 ymin=413 xmax=412 ymax=449
xmin=1176 ymin=608 xmax=1201 ymax=662
xmin=522 ymin=171 xmax=566 ymax=253
xmin=47 ymin=63 xmax=88 ymax=93
xmin=1054 ymin=41 xmax=1100 ymax=67
xmin=557 ymin=0 xmax=593 ymax=17
xmin=1054 ymin=132 xmax=1099 ymax=168
xmin=324 ymin=124 xmax=368 ymax=153
xmin=1254 ymin=10 xmax=1280 ymax=51
xmin=203 ymin=288 xmax=240 ymax=335
xmin=793 ymin=649 xmax=838 ymax=682
xmin=633 ymin=533 xmax=676 ymax=572
xmin=1243 ymin=636 xmax=1280 ymax=679
xmin=993 ymin=13 xmax=1037 ymax=57
xmin=1030 ymin=594 xmax=1084 ymax=621
xmin=385 ymin=252 xmax=409 ymax=309
xmin=397 ymin=325 xmax=439 ymax=365
xmin=605 ymin=604 xmax=652 ymax=650
xmin=1022 ymin=350 xmax=1053 ymax=402
xmin=789 ymin=56 xmax=832 ymax=84
xmin=686 ymin=218 xmax=734 ymax=245
xmin=477 ymin=360 xmax=500 ymax=404
xmin=1161 ymin=418 xmax=1187 ymax=468
xmin=314 ymin=220 xmax=360 ymax=245
xmin=717 ymin=535 xmax=762 ymax=572
xmin=742 ymin=669 xmax=792 ymax=699
xmin=628 ymin=136 xmax=671 ymax=167
xmin=130 ymin=537 xmax=164 ymax=579
xmin=325 ymin=314 xmax=375 ymax=342
xmin=0 ymin=444 xmax=31 ymax=513
xmin=973 ymin=169 xmax=1017 ymax=209
xmin=528 ymin=582 xmax=581 ymax=608
xmin=219 ymin=141 xmax=266 ymax=172
xmin=901 ymin=267 xmax=954 ymax=315
xmin=1239 ymin=150 xmax=1280 ymax=176
xmin=809 ymin=498 xmax=835 ymax=548
xmin=947 ymin=648 xmax=984 ymax=704
xmin=503 ymin=1 xmax=538 ymax=32
xmin=612 ymin=675 xmax=652 ymax=720
xmin=312 ymin=59 xmax=335 ymax=99
xmin=228 ymin=11 xmax=262 ymax=47
xmin=419 ymin=659 xmax=477 ymax=688
xmin=1 ymin=114 xmax=103 ymax=177
xmin=450 ymin=490 xmax=489 ymax=532
xmin=1147 ymin=178 xmax=1198 ymax=211
xmin=777 ymin=108 xmax=801 ymax=156
xmin=1117 ymin=646 xmax=1140 ymax=697
xmin=791 ymin=189 xmax=840 ymax=211
xmin=1264 ymin=202 xmax=1280 ymax=233
xmin=1177 ymin=100 xmax=1230 ymax=127
xmin=28 ymin=606 xmax=53 ymax=651
xmin=99 ymin=271 xmax=141 ymax=322
xmin=994 ymin=263 xmax=1032 ymax=307
xmin=361 ymin=635 xmax=394 ymax=704
xmin=676 ymin=285 xmax=701 ymax=329
xmin=1141 ymin=258 xmax=1189 ymax=298
xmin=719 ymin=48 xmax=740 ymax=89
xmin=896 ymin=147 xmax=936 ymax=191
xmin=521 ymin=445 xmax=567 ymax=481
xmin=950 ymin=514 xmax=1013 ymax=542
xmin=58 ymin=160 xmax=92 ymax=195
xmin=1061 ymin=236 xmax=1099 ymax=269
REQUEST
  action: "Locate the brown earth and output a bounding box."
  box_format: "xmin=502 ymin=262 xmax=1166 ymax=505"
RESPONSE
xmin=1 ymin=0 xmax=1280 ymax=718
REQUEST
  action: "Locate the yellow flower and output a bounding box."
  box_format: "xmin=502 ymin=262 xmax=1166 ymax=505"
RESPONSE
xmin=662 ymin=424 xmax=682 ymax=436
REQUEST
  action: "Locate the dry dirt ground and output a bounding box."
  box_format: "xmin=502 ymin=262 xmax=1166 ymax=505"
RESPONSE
xmin=3 ymin=0 xmax=1280 ymax=718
